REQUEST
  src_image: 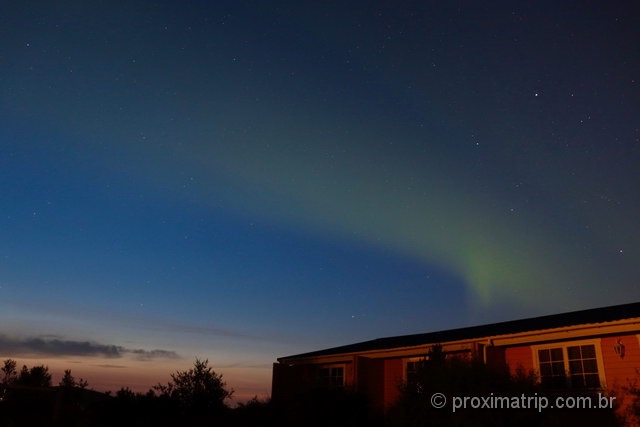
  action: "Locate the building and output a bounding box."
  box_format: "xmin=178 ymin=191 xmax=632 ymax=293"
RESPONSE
xmin=272 ymin=302 xmax=640 ymax=414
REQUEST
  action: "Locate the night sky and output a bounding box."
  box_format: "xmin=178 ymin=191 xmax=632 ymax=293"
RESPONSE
xmin=1 ymin=1 xmax=638 ymax=400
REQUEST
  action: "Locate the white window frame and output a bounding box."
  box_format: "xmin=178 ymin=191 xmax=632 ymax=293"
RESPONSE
xmin=531 ymin=339 xmax=606 ymax=389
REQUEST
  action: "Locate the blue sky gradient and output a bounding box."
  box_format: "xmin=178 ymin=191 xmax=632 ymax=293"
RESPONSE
xmin=1 ymin=1 xmax=638 ymax=398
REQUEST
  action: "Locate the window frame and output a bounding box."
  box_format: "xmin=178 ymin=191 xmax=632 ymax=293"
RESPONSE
xmin=316 ymin=364 xmax=346 ymax=388
xmin=531 ymin=339 xmax=606 ymax=390
xmin=404 ymin=356 xmax=428 ymax=385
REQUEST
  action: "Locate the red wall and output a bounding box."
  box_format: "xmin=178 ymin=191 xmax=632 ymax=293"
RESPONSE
xmin=356 ymin=356 xmax=385 ymax=414
xmin=383 ymin=358 xmax=403 ymax=409
xmin=600 ymin=334 xmax=640 ymax=423
xmin=505 ymin=345 xmax=534 ymax=376
xmin=503 ymin=335 xmax=640 ymax=388
xmin=601 ymin=334 xmax=640 ymax=388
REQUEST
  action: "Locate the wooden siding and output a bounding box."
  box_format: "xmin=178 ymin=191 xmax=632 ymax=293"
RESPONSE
xmin=505 ymin=345 xmax=534 ymax=375
xmin=383 ymin=358 xmax=403 ymax=409
xmin=345 ymin=358 xmax=355 ymax=386
xmin=600 ymin=334 xmax=640 ymax=425
xmin=355 ymin=356 xmax=385 ymax=414
xmin=601 ymin=334 xmax=640 ymax=388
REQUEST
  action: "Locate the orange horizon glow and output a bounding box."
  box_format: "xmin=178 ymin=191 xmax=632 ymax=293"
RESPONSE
xmin=0 ymin=356 xmax=271 ymax=404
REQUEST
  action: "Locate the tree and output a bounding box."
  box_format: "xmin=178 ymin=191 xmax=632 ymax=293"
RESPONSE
xmin=60 ymin=369 xmax=74 ymax=388
xmin=17 ymin=364 xmax=52 ymax=388
xmin=1 ymin=359 xmax=17 ymax=386
xmin=387 ymin=345 xmax=620 ymax=427
xmin=59 ymin=369 xmax=89 ymax=389
xmin=387 ymin=345 xmax=542 ymax=427
xmin=115 ymin=386 xmax=137 ymax=401
xmin=154 ymin=358 xmax=232 ymax=422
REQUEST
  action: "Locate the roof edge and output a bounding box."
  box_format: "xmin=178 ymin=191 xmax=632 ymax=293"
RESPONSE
xmin=278 ymin=301 xmax=640 ymax=361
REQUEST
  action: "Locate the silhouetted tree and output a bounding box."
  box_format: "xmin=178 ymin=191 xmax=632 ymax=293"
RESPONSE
xmin=154 ymin=358 xmax=232 ymax=425
xmin=0 ymin=359 xmax=275 ymax=427
xmin=233 ymin=396 xmax=275 ymax=427
xmin=387 ymin=345 xmax=620 ymax=427
xmin=17 ymin=364 xmax=52 ymax=388
xmin=60 ymin=369 xmax=75 ymax=388
xmin=619 ymin=371 xmax=640 ymax=425
xmin=1 ymin=358 xmax=17 ymax=386
xmin=59 ymin=369 xmax=89 ymax=389
xmin=115 ymin=386 xmax=137 ymax=401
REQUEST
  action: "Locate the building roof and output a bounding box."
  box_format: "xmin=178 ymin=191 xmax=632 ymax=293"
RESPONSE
xmin=279 ymin=301 xmax=640 ymax=361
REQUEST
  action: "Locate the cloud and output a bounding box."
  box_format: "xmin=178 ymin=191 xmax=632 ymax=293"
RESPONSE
xmin=128 ymin=348 xmax=180 ymax=361
xmin=92 ymin=364 xmax=128 ymax=369
xmin=0 ymin=335 xmax=179 ymax=360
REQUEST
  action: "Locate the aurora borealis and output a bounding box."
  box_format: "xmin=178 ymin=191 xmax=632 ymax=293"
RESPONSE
xmin=1 ymin=1 xmax=638 ymax=399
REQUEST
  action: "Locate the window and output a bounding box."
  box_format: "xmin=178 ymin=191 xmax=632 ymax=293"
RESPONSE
xmin=535 ymin=343 xmax=602 ymax=389
xmin=538 ymin=347 xmax=566 ymax=388
xmin=406 ymin=360 xmax=421 ymax=385
xmin=567 ymin=345 xmax=600 ymax=388
xmin=318 ymin=366 xmax=344 ymax=387
xmin=405 ymin=357 xmax=428 ymax=387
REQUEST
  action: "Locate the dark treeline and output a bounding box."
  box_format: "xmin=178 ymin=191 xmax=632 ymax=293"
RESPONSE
xmin=0 ymin=352 xmax=637 ymax=427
